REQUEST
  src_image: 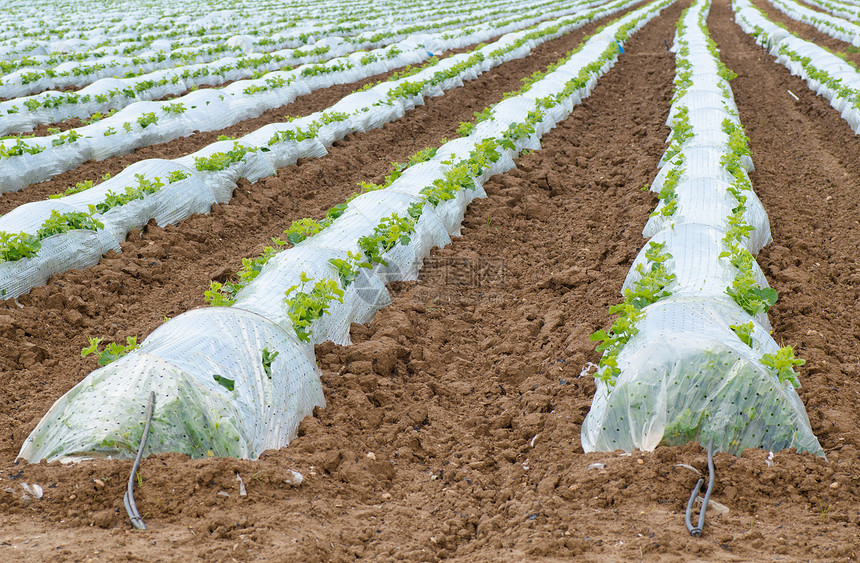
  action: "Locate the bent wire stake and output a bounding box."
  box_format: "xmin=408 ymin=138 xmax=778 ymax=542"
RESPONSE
xmin=124 ymin=391 xmax=155 ymax=530
xmin=685 ymin=439 xmax=715 ymax=537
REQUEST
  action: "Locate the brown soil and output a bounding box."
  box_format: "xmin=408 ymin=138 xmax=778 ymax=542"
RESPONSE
xmin=747 ymin=0 xmax=860 ymax=66
xmin=1 ymin=1 xmax=859 ymax=561
xmin=27 ymin=117 xmax=86 ymax=136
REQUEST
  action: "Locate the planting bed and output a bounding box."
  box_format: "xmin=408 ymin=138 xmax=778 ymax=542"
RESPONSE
xmin=0 ymin=0 xmax=859 ymax=560
xmin=749 ymin=0 xmax=860 ymax=66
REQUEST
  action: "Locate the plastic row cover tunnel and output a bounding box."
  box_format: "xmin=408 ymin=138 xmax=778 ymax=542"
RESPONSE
xmin=581 ymin=0 xmax=823 ymax=457
xmin=0 ymin=0 xmax=644 ymax=302
xmin=0 ymin=0 xmax=594 ymax=136
xmin=0 ymin=0 xmax=544 ymax=99
xmin=18 ymin=0 xmax=673 ymax=463
xmin=0 ymin=0 xmax=633 ymax=192
xmin=733 ymin=0 xmax=860 ymax=134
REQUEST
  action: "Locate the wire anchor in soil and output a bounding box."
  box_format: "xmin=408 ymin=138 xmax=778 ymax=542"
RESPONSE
xmin=685 ymin=439 xmax=715 ymax=537
xmin=124 ymin=391 xmax=155 ymax=530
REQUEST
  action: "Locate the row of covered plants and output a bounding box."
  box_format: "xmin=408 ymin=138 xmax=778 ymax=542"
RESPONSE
xmin=733 ymin=0 xmax=860 ymax=134
xmin=795 ymin=0 xmax=860 ymax=23
xmin=0 ymin=0 xmax=641 ymax=300
xmin=582 ymin=0 xmax=823 ymax=456
xmin=765 ymin=0 xmax=860 ymax=47
xmin=0 ymin=0 xmax=551 ymax=100
xmin=0 ymin=0 xmax=615 ymax=189
xmin=0 ymin=0 xmax=478 ymax=59
xmin=0 ymin=0 xmax=601 ymax=135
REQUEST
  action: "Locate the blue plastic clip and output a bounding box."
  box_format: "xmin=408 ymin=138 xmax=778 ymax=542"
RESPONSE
xmin=617 ymin=41 xmax=625 ymax=54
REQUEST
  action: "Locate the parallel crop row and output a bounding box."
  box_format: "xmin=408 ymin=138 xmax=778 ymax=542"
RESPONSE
xmin=18 ymin=0 xmax=676 ymax=463
xmin=0 ymin=0 xmax=464 ymax=57
xmin=582 ymin=0 xmax=823 ymax=456
xmin=734 ymin=0 xmax=860 ymax=134
xmin=795 ymin=0 xmax=860 ymax=23
xmin=765 ymin=0 xmax=860 ymax=48
xmin=0 ymin=0 xmax=540 ymax=99
xmin=0 ymin=0 xmax=640 ymax=300
xmin=0 ymin=0 xmax=595 ymax=136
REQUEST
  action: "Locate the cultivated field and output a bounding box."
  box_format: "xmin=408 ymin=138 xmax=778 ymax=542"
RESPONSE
xmin=0 ymin=0 xmax=858 ymax=560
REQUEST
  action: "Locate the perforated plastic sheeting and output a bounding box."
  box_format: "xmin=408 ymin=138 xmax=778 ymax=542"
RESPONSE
xmin=64 ymin=161 xmax=214 ymax=235
xmin=263 ymin=137 xmax=330 ymax=174
xmin=643 ymin=179 xmax=772 ymax=254
xmin=0 ymin=47 xmax=420 ymax=190
xmin=767 ymin=0 xmax=860 ymax=48
xmin=18 ymin=308 xmax=324 ymax=462
xmin=0 ymin=0 xmax=610 ymax=134
xmin=348 ymin=192 xmax=454 ymax=283
xmin=796 ymin=0 xmax=860 ymax=25
xmin=650 ymin=146 xmax=751 ymax=194
xmin=0 ymin=160 xmax=211 ymax=300
xmin=0 ymin=229 xmax=117 ymax=299
xmin=173 ymin=140 xmax=276 ymax=204
xmin=626 ymin=223 xmax=773 ymax=329
xmin=0 ymin=0 xmax=641 ymax=193
xmin=581 ymin=299 xmax=823 ymax=456
xmin=583 ymin=0 xmax=823 ymax=458
xmin=0 ymin=6 xmax=456 ymax=99
xmin=233 ymin=246 xmax=391 ymax=347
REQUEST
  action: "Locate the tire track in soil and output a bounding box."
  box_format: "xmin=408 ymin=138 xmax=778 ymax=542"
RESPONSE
xmin=0 ymin=1 xmax=696 ymax=560
xmin=747 ymin=0 xmax=860 ymax=66
xmin=0 ymin=5 xmax=643 ymax=459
